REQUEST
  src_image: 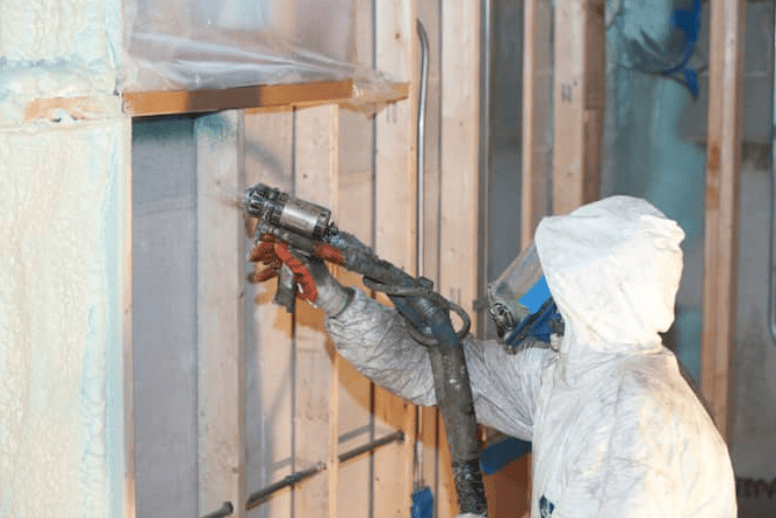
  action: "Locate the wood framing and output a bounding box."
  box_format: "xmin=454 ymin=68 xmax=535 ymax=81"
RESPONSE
xmin=243 ymin=108 xmax=295 ymax=517
xmin=438 ymin=0 xmax=481 ymax=515
xmin=196 ymin=110 xmax=247 ymax=518
xmin=122 ymin=80 xmax=410 ymax=118
xmin=521 ymin=0 xmax=553 ymax=246
xmin=121 ymin=118 xmax=137 ymax=518
xmin=335 ymin=0 xmax=378 ymax=514
xmin=293 ymin=104 xmax=340 ymax=518
xmin=701 ymin=0 xmax=747 ymax=443
xmin=373 ymin=0 xmax=419 ymax=516
xmin=551 ymin=0 xmax=605 ymax=215
xmin=124 ymin=81 xmax=351 ymax=117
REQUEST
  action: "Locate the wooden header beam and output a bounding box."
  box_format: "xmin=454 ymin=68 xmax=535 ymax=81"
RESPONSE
xmin=122 ymin=79 xmax=410 ymax=117
xmin=701 ymin=0 xmax=747 ymax=444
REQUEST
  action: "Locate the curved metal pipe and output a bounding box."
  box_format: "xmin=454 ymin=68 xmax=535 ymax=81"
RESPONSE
xmin=416 ymin=18 xmax=429 ymax=279
xmin=414 ymin=18 xmax=430 ymax=491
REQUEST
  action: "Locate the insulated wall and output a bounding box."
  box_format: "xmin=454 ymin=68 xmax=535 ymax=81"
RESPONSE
xmin=0 ymin=0 xmax=133 ymax=516
xmin=603 ymin=1 xmax=776 ymax=514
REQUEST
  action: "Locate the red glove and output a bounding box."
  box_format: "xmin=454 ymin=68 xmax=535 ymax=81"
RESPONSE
xmin=248 ymin=234 xmax=344 ymax=303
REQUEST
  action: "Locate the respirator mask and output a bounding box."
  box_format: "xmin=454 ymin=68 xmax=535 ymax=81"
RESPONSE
xmin=486 ymin=243 xmax=563 ymax=352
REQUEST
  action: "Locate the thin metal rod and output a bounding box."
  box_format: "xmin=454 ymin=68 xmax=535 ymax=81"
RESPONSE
xmin=417 ymin=18 xmax=429 ymax=280
xmin=246 ymin=463 xmax=325 ymax=510
xmin=201 ymin=502 xmax=234 ymax=518
xmin=244 ymin=431 xmax=405 ymax=509
xmin=415 ymin=16 xmax=430 ymax=492
xmin=770 ymin=1 xmax=776 ymax=348
xmin=338 ymin=430 xmax=405 ymax=463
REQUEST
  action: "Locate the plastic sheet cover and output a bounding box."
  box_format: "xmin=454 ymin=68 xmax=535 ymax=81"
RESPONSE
xmin=121 ymin=0 xmax=397 ymax=105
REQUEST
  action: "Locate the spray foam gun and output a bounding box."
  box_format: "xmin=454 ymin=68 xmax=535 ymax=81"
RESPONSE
xmin=242 ymin=182 xmax=488 ymax=516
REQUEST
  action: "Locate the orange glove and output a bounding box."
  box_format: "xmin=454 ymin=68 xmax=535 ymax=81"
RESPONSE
xmin=248 ymin=234 xmax=344 ymax=303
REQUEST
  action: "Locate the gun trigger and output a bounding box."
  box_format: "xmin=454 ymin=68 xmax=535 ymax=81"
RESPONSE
xmin=274 ymin=264 xmax=297 ymax=314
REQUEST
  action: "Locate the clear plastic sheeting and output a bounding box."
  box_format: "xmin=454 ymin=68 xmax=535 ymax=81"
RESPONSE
xmin=121 ymin=0 xmax=400 ymax=109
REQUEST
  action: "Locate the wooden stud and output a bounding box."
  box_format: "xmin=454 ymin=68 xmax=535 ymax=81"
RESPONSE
xmin=25 ymin=95 xmax=121 ymax=122
xmin=293 ymin=104 xmax=340 ymax=518
xmin=551 ymin=0 xmax=605 ymax=215
xmin=120 ymin=118 xmax=137 ymax=518
xmin=196 ymin=110 xmax=247 ymax=518
xmin=701 ymin=0 xmax=746 ymax=443
xmin=335 ymin=0 xmax=379 ymax=512
xmin=438 ymin=0 xmax=481 ymax=515
xmin=521 ymin=0 xmax=554 ymax=247
xmin=243 ymin=108 xmax=295 ymax=517
xmin=373 ymin=0 xmax=419 ymax=515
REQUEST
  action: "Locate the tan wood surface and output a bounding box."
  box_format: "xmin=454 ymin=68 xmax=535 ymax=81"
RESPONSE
xmin=437 ymin=0 xmax=482 ymax=515
xmin=122 ymin=80 xmax=410 ymax=117
xmin=293 ymin=104 xmax=340 ymax=518
xmin=551 ymin=0 xmax=605 ymax=215
xmin=701 ymin=0 xmax=747 ymax=443
xmin=520 ymin=0 xmax=553 ymax=246
xmin=196 ymin=110 xmax=247 ymax=518
xmin=244 ymin=109 xmax=296 ymax=517
xmin=372 ymin=0 xmax=419 ymax=516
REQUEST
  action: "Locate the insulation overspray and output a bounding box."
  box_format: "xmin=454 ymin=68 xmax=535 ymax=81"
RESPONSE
xmin=0 ymin=119 xmax=129 ymax=517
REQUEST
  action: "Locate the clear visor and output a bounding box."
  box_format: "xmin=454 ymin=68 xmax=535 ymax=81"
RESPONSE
xmin=487 ymin=242 xmax=544 ymax=337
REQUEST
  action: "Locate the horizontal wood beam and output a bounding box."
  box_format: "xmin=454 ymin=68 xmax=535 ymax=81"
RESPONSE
xmin=122 ymin=80 xmax=410 ymax=117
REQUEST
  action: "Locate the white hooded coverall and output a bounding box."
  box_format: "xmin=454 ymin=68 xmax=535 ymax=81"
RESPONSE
xmin=324 ymin=196 xmax=737 ymax=517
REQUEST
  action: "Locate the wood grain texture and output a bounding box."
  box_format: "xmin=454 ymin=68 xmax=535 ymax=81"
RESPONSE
xmin=551 ymin=0 xmax=604 ymax=215
xmin=438 ymin=0 xmax=481 ymax=515
xmin=120 ymin=118 xmax=137 ymax=518
xmin=520 ymin=0 xmax=553 ymax=246
xmin=124 ymin=81 xmax=353 ymax=117
xmin=244 ymin=109 xmax=295 ymax=518
xmin=196 ymin=110 xmax=247 ymax=518
xmin=701 ymin=0 xmax=746 ymax=444
xmin=373 ymin=0 xmax=419 ymax=516
xmin=293 ymin=104 xmax=340 ymax=518
xmin=336 ymin=0 xmax=378 ymax=511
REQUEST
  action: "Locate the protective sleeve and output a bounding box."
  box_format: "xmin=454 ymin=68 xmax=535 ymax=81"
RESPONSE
xmin=325 ymin=288 xmax=553 ymax=441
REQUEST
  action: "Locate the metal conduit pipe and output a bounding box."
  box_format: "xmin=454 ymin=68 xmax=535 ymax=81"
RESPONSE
xmin=200 ymin=502 xmax=234 ymax=518
xmin=415 ymin=16 xmax=430 ymax=491
xmin=770 ymin=2 xmax=776 ymax=347
xmin=417 ymin=18 xmax=429 ymax=280
xmin=242 ymin=431 xmax=405 ymax=512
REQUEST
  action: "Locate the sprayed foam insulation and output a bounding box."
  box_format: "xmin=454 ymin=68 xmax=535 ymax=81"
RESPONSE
xmin=0 ymin=0 xmax=121 ymax=125
xmin=0 ymin=117 xmax=130 ymax=518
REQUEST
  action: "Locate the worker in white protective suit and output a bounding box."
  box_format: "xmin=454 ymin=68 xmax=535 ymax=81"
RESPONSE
xmin=256 ymin=195 xmax=737 ymax=517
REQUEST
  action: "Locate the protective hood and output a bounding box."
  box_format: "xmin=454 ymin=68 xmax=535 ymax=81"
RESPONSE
xmin=534 ymin=196 xmax=685 ymax=356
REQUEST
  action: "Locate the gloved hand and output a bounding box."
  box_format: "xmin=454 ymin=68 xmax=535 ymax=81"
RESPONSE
xmin=248 ymin=234 xmax=354 ymax=317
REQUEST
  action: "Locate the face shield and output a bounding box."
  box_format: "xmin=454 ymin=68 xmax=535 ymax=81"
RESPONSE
xmin=487 ymin=242 xmax=563 ymax=351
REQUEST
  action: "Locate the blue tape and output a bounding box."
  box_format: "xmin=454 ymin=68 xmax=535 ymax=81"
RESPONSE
xmin=520 ymin=276 xmax=551 ymax=314
xmin=411 ymin=487 xmax=434 ymax=518
xmin=480 ymin=437 xmax=532 ymax=475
